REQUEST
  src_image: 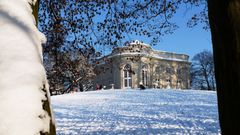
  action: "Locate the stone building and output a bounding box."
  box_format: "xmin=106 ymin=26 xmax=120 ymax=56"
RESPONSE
xmin=94 ymin=40 xmax=191 ymax=89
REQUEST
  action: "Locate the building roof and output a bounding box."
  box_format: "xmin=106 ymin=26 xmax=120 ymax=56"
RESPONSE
xmin=110 ymin=40 xmax=189 ymax=62
xmin=96 ymin=40 xmax=190 ymax=65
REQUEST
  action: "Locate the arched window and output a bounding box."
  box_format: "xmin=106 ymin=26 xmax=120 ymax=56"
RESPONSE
xmin=155 ymin=66 xmax=160 ymax=74
xmin=142 ymin=65 xmax=148 ymax=86
xmin=166 ymin=67 xmax=171 ymax=74
xmin=177 ymin=80 xmax=182 ymax=89
xmin=123 ymin=64 xmax=132 ymax=88
xmin=166 ymin=79 xmax=171 ymax=89
xmin=177 ymin=68 xmax=182 ymax=75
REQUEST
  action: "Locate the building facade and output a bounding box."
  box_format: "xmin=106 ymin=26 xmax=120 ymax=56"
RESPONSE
xmin=94 ymin=40 xmax=191 ymax=89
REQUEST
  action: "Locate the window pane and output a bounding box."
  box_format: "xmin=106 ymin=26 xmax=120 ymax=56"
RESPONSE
xmin=129 ymin=72 xmax=132 ymax=77
xmin=124 ymin=79 xmax=127 ymax=87
xmin=142 ymin=70 xmax=144 ymax=85
xmin=124 ymin=70 xmax=127 ymax=77
xmin=129 ymin=79 xmax=132 ymax=87
xmin=123 ymin=64 xmax=132 ymax=88
xmin=145 ymin=71 xmax=148 ymax=86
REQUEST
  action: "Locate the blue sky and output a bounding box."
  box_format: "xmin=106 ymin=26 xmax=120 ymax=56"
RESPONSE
xmin=129 ymin=4 xmax=212 ymax=61
xmin=39 ymin=2 xmax=212 ymax=61
xmin=148 ymin=24 xmax=212 ymax=60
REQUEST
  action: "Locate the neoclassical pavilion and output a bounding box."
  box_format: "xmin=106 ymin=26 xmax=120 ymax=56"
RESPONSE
xmin=94 ymin=40 xmax=191 ymax=89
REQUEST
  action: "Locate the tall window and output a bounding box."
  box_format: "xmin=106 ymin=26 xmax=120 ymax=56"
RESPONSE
xmin=142 ymin=65 xmax=148 ymax=86
xmin=166 ymin=67 xmax=171 ymax=74
xmin=166 ymin=79 xmax=171 ymax=89
xmin=155 ymin=66 xmax=160 ymax=74
xmin=123 ymin=64 xmax=132 ymax=88
xmin=177 ymin=68 xmax=182 ymax=75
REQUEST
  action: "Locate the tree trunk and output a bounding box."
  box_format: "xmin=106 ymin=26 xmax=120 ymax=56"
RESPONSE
xmin=40 ymin=84 xmax=56 ymax=135
xmin=0 ymin=0 xmax=56 ymax=134
xmin=203 ymin=69 xmax=211 ymax=90
xmin=31 ymin=0 xmax=40 ymax=25
xmin=208 ymin=0 xmax=240 ymax=134
xmin=33 ymin=1 xmax=56 ymax=134
xmin=211 ymin=72 xmax=216 ymax=90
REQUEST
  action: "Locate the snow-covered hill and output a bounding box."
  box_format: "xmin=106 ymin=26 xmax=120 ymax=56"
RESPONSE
xmin=51 ymin=89 xmax=220 ymax=135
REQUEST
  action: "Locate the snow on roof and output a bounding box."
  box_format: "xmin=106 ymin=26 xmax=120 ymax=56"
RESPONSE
xmin=128 ymin=40 xmax=152 ymax=48
xmin=114 ymin=40 xmax=189 ymax=61
xmin=108 ymin=52 xmax=189 ymax=62
xmin=97 ymin=41 xmax=189 ymax=65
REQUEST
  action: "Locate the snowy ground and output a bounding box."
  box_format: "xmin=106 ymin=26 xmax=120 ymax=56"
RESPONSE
xmin=51 ymin=89 xmax=220 ymax=135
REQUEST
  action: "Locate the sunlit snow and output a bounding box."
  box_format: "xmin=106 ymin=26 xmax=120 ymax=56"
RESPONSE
xmin=52 ymin=89 xmax=220 ymax=135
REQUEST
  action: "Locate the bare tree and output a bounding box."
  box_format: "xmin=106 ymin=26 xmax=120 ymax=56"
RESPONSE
xmin=36 ymin=0 xmax=240 ymax=133
xmin=191 ymin=50 xmax=215 ymax=90
xmin=38 ymin=0 xmax=183 ymax=94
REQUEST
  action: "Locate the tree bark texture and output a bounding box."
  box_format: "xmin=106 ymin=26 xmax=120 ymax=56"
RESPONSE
xmin=31 ymin=0 xmax=40 ymax=25
xmin=208 ymin=0 xmax=240 ymax=134
xmin=33 ymin=1 xmax=56 ymax=134
xmin=40 ymin=84 xmax=56 ymax=135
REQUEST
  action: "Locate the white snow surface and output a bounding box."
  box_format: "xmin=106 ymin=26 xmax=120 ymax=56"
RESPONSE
xmin=52 ymin=89 xmax=221 ymax=135
xmin=0 ymin=0 xmax=52 ymax=135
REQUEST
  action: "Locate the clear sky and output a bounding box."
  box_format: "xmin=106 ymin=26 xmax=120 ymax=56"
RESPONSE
xmin=129 ymin=4 xmax=213 ymax=61
xmin=153 ymin=23 xmax=212 ymax=60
